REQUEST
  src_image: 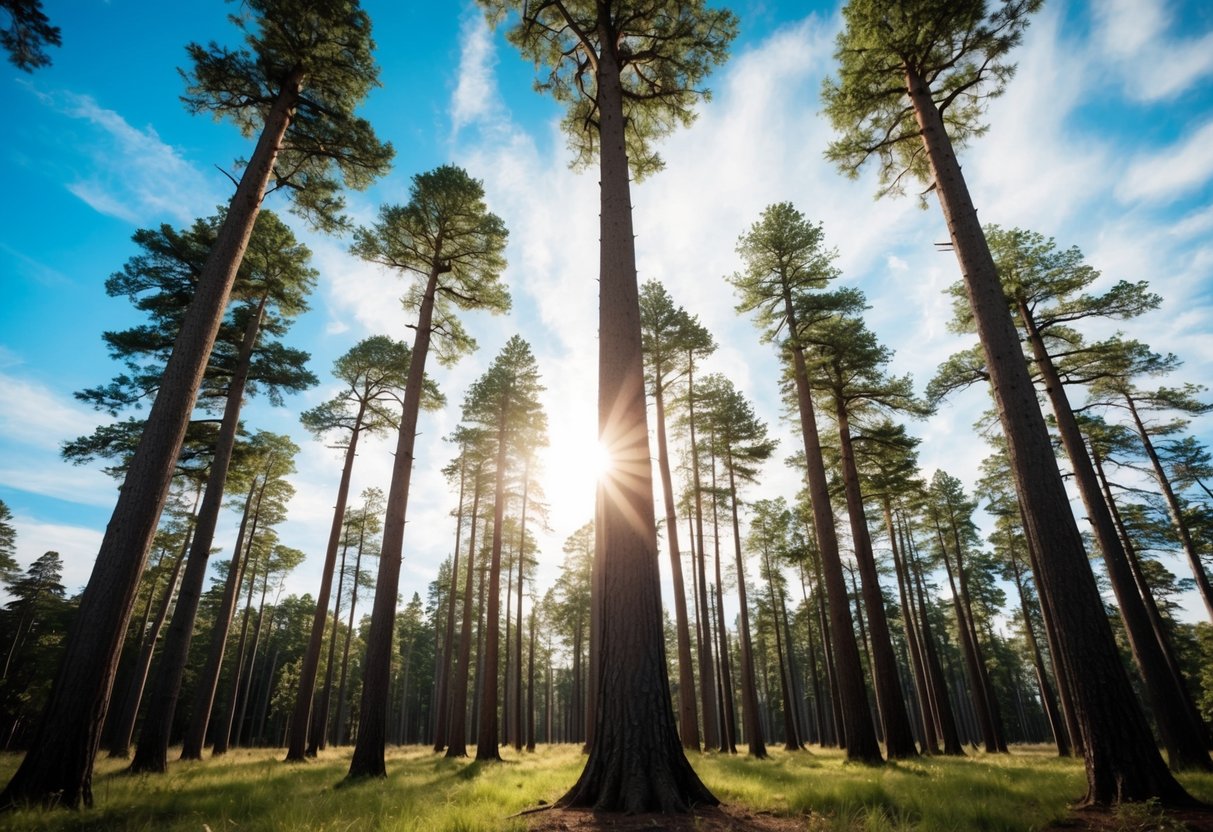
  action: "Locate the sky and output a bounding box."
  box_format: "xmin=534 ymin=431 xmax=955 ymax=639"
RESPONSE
xmin=1 ymin=0 xmax=1212 ymax=626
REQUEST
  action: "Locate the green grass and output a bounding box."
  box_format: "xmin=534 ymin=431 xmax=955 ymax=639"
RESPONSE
xmin=0 ymin=744 xmax=1209 ymax=831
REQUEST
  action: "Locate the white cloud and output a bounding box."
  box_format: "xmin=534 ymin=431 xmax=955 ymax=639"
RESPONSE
xmin=7 ymin=516 xmax=104 ymax=597
xmin=450 ymin=11 xmax=504 ymax=138
xmin=33 ymin=88 xmax=220 ymax=225
xmin=0 ymin=370 xmax=108 ymax=453
xmin=1092 ymin=0 xmax=1213 ymax=102
xmin=1117 ymin=119 xmax=1213 ymax=204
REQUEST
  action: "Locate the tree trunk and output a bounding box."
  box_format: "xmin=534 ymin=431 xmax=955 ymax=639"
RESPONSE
xmin=886 ymin=501 xmax=939 ymax=755
xmin=2 ymin=68 xmax=301 ymax=809
xmin=725 ymin=465 xmax=766 ymax=758
xmin=213 ymin=548 xmax=260 ymax=756
xmin=526 ymin=609 xmax=537 ymax=752
xmin=905 ymin=62 xmax=1191 ymax=806
xmin=710 ymin=464 xmax=738 ymax=754
xmin=1020 ymin=303 xmax=1210 ymax=770
xmin=130 ymin=296 xmax=268 ymax=775
xmin=514 ymin=466 xmax=529 ymax=752
xmin=106 ymin=509 xmax=194 ymax=758
xmin=348 ymin=256 xmax=444 ymax=779
xmin=833 ymin=401 xmax=918 ymax=758
xmin=180 ymin=476 xmax=260 ymax=760
xmin=234 ymin=566 xmax=272 ymax=747
xmin=1093 ymin=445 xmax=1209 ymax=748
xmin=445 ymin=466 xmax=482 ymax=758
xmin=1125 ymin=395 xmax=1213 ymax=622
xmin=653 ymin=374 xmax=700 ymax=750
xmin=313 ymin=530 xmax=350 ymax=753
xmin=335 ymin=520 xmax=369 ymax=746
xmin=782 ymin=305 xmax=881 ymax=763
xmin=906 ymin=528 xmax=963 ymax=755
xmin=557 ymin=41 xmax=714 ymax=812
xmin=687 ymin=357 xmax=720 ymax=752
xmin=476 ymin=403 xmax=511 ymax=763
xmin=1006 ymin=537 xmax=1068 ymax=757
xmin=434 ymin=458 xmax=467 ymax=752
xmin=287 ymin=400 xmax=367 ymax=760
xmin=762 ymin=543 xmax=800 ymax=751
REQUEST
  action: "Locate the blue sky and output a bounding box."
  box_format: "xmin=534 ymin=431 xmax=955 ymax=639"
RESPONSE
xmin=2 ymin=0 xmax=1211 ymax=623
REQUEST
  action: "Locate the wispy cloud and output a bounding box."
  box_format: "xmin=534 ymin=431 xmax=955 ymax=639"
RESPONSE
xmin=450 ymin=11 xmax=506 ymax=140
xmin=30 ymin=88 xmax=219 ymax=225
xmin=1117 ymin=119 xmax=1213 ymax=204
xmin=1092 ymin=0 xmax=1213 ymax=102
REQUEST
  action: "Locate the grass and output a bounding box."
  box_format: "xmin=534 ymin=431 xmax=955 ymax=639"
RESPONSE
xmin=0 ymin=744 xmax=1209 ymax=831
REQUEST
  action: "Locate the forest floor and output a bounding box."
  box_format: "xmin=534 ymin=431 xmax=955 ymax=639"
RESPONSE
xmin=0 ymin=743 xmax=1209 ymax=831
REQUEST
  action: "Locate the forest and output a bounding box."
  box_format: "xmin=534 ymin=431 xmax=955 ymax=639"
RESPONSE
xmin=1 ymin=0 xmax=1212 ymax=830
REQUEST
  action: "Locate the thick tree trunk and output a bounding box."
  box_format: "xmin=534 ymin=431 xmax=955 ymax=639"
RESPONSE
xmin=558 ymin=42 xmax=714 ymax=812
xmin=1020 ymin=305 xmax=1210 ymax=770
xmin=725 ymin=466 xmax=766 ymax=758
xmin=106 ymin=512 xmax=194 ymax=759
xmin=287 ymin=401 xmax=366 ymax=761
xmin=130 ymin=297 xmax=268 ymax=775
xmin=2 ymin=68 xmax=301 ymax=808
xmin=653 ymin=378 xmax=700 ymax=750
xmin=348 ymin=260 xmax=443 ymax=778
xmin=446 ymin=468 xmax=482 ymax=758
xmin=180 ymin=477 xmax=260 ymax=760
xmin=833 ymin=403 xmax=917 ymax=758
xmin=906 ymin=64 xmax=1191 ymax=806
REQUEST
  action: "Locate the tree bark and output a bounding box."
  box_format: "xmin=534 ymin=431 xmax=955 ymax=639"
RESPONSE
xmin=434 ymin=458 xmax=467 ymax=751
xmin=905 ymin=63 xmax=1191 ymax=806
xmin=130 ymin=296 xmax=268 ymax=775
xmin=348 ymin=258 xmax=444 ymax=778
xmin=106 ymin=509 xmax=194 ymax=759
xmin=833 ymin=401 xmax=918 ymax=758
xmin=445 ymin=466 xmax=482 ymax=758
xmin=1124 ymin=395 xmax=1213 ymax=622
xmin=783 ymin=325 xmax=881 ymax=762
xmin=686 ymin=356 xmax=720 ymax=752
xmin=1019 ymin=302 xmax=1210 ymax=770
xmin=287 ymin=401 xmax=367 ymax=760
xmin=653 ymin=371 xmax=700 ymax=750
xmin=724 ymin=465 xmax=766 ymax=758
xmin=886 ymin=502 xmax=939 ymax=755
xmin=557 ymin=40 xmax=714 ymax=812
xmin=180 ymin=476 xmax=261 ymax=760
xmin=2 ymin=66 xmax=301 ymax=808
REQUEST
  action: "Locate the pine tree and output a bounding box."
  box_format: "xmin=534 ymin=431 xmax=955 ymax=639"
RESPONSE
xmin=483 ymin=0 xmax=735 ymax=811
xmin=822 ymin=0 xmax=1190 ymax=805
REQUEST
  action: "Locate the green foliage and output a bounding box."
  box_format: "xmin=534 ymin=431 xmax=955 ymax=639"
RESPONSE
xmin=482 ymin=0 xmax=737 ymax=180
xmin=301 ymin=336 xmax=442 ymax=446
xmin=0 ymin=0 xmax=59 ymax=71
xmin=182 ymin=0 xmax=393 ymax=231
xmin=352 ymin=166 xmax=510 ymax=366
xmin=0 ymin=501 xmax=17 ymax=583
xmin=822 ymin=0 xmax=1041 ymax=199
